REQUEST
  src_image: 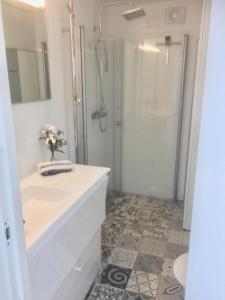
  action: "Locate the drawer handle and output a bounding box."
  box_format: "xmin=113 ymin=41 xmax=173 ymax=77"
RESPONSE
xmin=74 ymin=266 xmax=82 ymax=272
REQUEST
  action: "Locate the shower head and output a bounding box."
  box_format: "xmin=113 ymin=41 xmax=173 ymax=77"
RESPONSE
xmin=122 ymin=1 xmax=146 ymax=21
xmin=122 ymin=7 xmax=146 ymax=21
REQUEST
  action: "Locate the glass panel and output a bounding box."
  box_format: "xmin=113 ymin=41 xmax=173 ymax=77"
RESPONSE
xmin=121 ymin=36 xmax=184 ymax=199
xmin=83 ymin=29 xmax=115 ymax=190
xmin=82 ymin=29 xmax=185 ymax=201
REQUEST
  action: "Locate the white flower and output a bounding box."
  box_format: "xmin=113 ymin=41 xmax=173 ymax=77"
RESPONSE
xmin=48 ymin=124 xmax=56 ymax=131
xmin=40 ymin=124 xmax=66 ymax=149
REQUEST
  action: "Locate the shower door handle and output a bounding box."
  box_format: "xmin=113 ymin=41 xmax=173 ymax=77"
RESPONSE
xmin=115 ymin=120 xmax=122 ymax=127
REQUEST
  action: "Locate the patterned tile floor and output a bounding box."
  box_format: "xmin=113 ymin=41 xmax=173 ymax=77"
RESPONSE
xmin=86 ymin=193 xmax=190 ymax=300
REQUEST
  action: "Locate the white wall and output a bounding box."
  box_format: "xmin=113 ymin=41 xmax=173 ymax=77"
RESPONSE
xmin=4 ymin=0 xmax=101 ymax=178
xmin=186 ymin=0 xmax=225 ymax=298
xmin=75 ymin=0 xmax=102 ymax=30
xmin=2 ymin=3 xmax=36 ymax=49
xmin=104 ymin=0 xmax=203 ymax=199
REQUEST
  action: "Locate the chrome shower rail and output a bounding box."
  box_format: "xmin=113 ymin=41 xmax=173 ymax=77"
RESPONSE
xmin=67 ymin=0 xmax=80 ymax=162
xmin=79 ymin=26 xmax=88 ymax=164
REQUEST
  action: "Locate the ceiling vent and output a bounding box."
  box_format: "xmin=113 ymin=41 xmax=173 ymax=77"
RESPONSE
xmin=165 ymin=7 xmax=187 ymax=25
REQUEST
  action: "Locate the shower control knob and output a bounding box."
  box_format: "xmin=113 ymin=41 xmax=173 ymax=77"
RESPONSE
xmin=115 ymin=120 xmax=122 ymax=126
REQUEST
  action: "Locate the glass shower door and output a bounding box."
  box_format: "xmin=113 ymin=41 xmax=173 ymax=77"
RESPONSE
xmin=81 ymin=28 xmax=115 ymax=191
xmin=120 ymin=35 xmax=187 ymax=200
xmin=79 ymin=30 xmax=188 ymax=200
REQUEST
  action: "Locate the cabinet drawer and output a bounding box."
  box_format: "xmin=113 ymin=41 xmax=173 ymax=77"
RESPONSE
xmin=52 ymin=230 xmax=101 ymax=300
xmin=29 ymin=178 xmax=107 ymax=300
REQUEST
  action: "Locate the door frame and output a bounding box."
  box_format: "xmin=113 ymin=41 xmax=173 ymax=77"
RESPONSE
xmin=0 ymin=3 xmax=30 ymax=299
xmin=183 ymin=0 xmax=212 ymax=230
xmin=0 ymin=0 xmax=213 ymax=297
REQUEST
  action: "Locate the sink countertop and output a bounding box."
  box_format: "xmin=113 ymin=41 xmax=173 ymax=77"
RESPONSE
xmin=20 ymin=164 xmax=110 ymax=255
xmin=20 ymin=164 xmax=110 ymax=195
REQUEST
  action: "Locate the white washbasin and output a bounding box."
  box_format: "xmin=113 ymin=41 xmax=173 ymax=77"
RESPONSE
xmin=20 ymin=165 xmax=110 ymax=252
xmin=22 ymin=185 xmax=73 ymax=203
xmin=21 ymin=185 xmax=74 ymax=249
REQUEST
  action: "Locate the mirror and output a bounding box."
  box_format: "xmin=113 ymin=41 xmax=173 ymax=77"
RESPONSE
xmin=2 ymin=0 xmax=51 ymax=104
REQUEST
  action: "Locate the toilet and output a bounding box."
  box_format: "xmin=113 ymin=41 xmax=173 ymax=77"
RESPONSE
xmin=173 ymin=253 xmax=189 ymax=287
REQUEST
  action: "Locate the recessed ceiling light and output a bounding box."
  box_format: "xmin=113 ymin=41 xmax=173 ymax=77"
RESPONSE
xmin=18 ymin=0 xmax=45 ymax=8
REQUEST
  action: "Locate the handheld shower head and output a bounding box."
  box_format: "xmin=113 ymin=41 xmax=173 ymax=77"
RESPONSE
xmin=66 ymin=2 xmax=73 ymax=13
xmin=122 ymin=0 xmax=146 ymax=21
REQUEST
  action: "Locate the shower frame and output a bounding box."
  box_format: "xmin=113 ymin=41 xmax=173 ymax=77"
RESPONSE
xmin=67 ymin=1 xmax=189 ymax=201
xmin=174 ymin=34 xmax=189 ymax=201
xmin=66 ymin=0 xmax=131 ymax=165
xmin=67 ymin=1 xmax=88 ymax=164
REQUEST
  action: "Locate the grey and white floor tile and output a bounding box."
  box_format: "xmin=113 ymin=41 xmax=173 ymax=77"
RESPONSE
xmin=86 ymin=193 xmax=189 ymax=299
xmin=142 ymin=227 xmax=170 ymax=241
xmin=122 ymin=290 xmax=154 ymax=300
xmin=109 ymin=248 xmax=138 ymax=269
xmin=134 ymin=254 xmax=163 ymax=275
xmin=87 ymin=283 xmax=124 ymax=300
xmin=102 ymin=244 xmax=114 ymax=267
xmin=116 ymin=231 xmax=142 ymax=252
xmin=101 ymin=264 xmax=132 ymax=289
xmin=139 ymin=237 xmax=167 ymax=257
xmin=102 ymin=225 xmax=123 ymax=246
xmin=126 ymin=270 xmax=159 ymax=297
xmin=168 ymin=230 xmax=190 ymax=246
xmin=156 ymin=276 xmax=184 ymax=300
xmin=165 ymin=243 xmax=189 ymax=261
xmin=161 ymin=259 xmax=175 ymax=278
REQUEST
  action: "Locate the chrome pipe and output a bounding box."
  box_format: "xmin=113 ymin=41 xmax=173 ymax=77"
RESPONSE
xmin=79 ymin=26 xmax=88 ymax=164
xmin=182 ymin=38 xmax=199 ymax=223
xmin=67 ymin=0 xmax=79 ymax=162
xmin=173 ymin=34 xmax=189 ymax=201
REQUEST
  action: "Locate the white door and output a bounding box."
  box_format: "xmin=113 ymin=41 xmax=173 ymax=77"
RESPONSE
xmin=0 ymin=3 xmax=30 ymax=300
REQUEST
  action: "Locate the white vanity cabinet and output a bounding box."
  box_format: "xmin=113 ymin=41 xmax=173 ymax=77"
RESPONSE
xmin=21 ymin=165 xmax=109 ymax=300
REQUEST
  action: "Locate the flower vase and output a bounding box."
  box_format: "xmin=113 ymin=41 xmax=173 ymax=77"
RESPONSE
xmin=50 ymin=151 xmax=56 ymax=161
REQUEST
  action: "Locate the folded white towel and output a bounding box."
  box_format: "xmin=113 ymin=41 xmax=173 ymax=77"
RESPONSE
xmin=37 ymin=160 xmax=73 ymax=176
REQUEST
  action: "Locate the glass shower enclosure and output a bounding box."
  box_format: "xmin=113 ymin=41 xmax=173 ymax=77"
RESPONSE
xmin=70 ymin=18 xmax=188 ymax=201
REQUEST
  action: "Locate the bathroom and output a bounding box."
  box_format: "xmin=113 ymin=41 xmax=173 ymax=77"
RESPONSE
xmin=1 ymin=0 xmax=224 ymax=299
